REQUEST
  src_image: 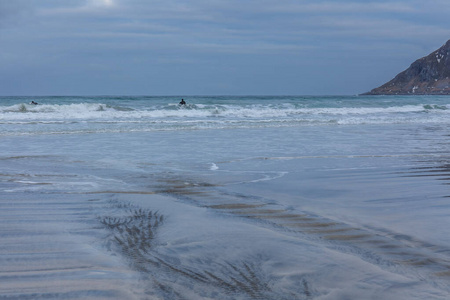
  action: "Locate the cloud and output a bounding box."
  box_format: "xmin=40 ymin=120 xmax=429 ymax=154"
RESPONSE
xmin=37 ymin=0 xmax=117 ymax=16
xmin=247 ymin=1 xmax=415 ymax=14
xmin=95 ymin=0 xmax=115 ymax=6
xmin=24 ymin=1 xmax=449 ymax=45
xmin=1 ymin=0 xmax=450 ymax=95
xmin=0 ymin=0 xmax=34 ymax=27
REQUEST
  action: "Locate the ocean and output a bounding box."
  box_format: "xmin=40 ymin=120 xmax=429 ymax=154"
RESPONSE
xmin=0 ymin=95 xmax=449 ymax=299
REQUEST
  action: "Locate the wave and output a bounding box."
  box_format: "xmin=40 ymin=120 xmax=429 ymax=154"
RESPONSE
xmin=1 ymin=102 xmax=448 ymax=118
xmin=0 ymin=102 xmax=118 ymax=113
xmin=1 ymin=101 xmax=450 ymax=136
xmin=423 ymin=104 xmax=448 ymax=110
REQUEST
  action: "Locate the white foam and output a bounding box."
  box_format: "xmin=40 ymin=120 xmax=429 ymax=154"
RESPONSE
xmin=1 ymin=102 xmax=442 ymax=120
xmin=1 ymin=100 xmax=450 ymax=137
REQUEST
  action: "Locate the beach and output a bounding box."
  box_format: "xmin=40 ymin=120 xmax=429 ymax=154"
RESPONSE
xmin=1 ymin=96 xmax=449 ymax=299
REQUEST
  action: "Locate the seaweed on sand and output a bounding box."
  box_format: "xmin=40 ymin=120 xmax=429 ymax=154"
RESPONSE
xmin=98 ymin=202 xmax=314 ymax=299
xmin=99 ymin=208 xmax=163 ymax=262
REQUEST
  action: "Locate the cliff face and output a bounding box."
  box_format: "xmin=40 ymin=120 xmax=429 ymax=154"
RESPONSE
xmin=365 ymin=40 xmax=450 ymax=95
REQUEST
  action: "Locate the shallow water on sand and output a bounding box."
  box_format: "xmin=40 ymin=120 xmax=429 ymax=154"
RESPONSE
xmin=1 ymin=96 xmax=450 ymax=299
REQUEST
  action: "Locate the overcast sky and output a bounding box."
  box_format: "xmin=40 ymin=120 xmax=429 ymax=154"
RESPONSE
xmin=1 ymin=0 xmax=449 ymax=96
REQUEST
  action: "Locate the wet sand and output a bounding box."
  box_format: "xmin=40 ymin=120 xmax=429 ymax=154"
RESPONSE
xmin=0 ymin=194 xmax=140 ymax=299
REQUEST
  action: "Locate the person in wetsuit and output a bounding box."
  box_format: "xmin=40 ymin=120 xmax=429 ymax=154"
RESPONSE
xmin=179 ymin=99 xmax=186 ymax=105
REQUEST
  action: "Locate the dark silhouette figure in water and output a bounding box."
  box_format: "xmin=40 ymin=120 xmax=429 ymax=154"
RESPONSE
xmin=179 ymin=99 xmax=186 ymax=105
xmin=30 ymin=101 xmax=38 ymax=105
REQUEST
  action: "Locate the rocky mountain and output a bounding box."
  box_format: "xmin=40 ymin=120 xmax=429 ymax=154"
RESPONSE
xmin=364 ymin=39 xmax=450 ymax=95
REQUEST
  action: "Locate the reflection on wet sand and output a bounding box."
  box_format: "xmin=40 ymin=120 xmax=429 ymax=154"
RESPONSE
xmin=400 ymin=159 xmax=450 ymax=198
xmin=152 ymin=174 xmax=450 ymax=290
xmin=73 ymin=159 xmax=450 ymax=298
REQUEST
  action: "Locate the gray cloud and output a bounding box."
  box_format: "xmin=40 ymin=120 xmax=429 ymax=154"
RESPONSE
xmin=1 ymin=0 xmax=450 ymax=95
xmin=0 ymin=0 xmax=34 ymax=27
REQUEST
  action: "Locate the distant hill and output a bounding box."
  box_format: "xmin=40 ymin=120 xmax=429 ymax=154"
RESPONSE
xmin=364 ymin=40 xmax=450 ymax=95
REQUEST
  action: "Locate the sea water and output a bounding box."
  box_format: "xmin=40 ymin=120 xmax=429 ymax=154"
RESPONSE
xmin=0 ymin=95 xmax=450 ymax=299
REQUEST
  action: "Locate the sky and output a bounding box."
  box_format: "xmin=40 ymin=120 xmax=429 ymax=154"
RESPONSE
xmin=1 ymin=0 xmax=450 ymax=96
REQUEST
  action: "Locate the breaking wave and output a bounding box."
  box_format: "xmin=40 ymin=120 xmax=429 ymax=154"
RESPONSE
xmin=1 ymin=96 xmax=450 ymax=136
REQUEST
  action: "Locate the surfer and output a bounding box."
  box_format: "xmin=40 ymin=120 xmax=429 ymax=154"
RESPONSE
xmin=30 ymin=101 xmax=38 ymax=105
xmin=179 ymin=99 xmax=186 ymax=105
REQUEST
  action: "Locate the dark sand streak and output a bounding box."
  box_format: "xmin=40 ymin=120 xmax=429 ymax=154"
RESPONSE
xmin=153 ymin=176 xmax=450 ymax=291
